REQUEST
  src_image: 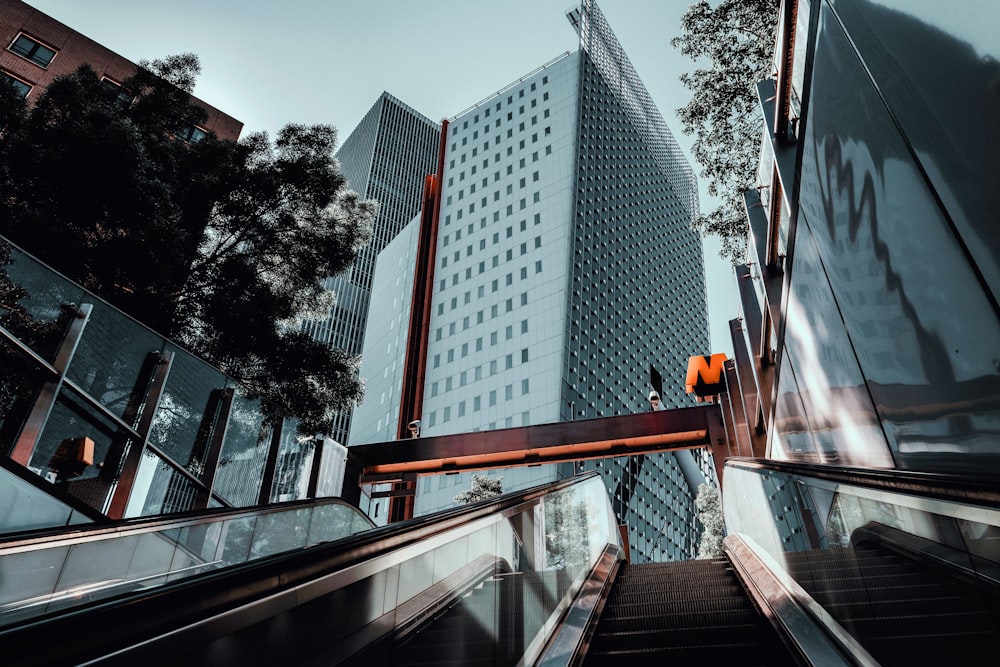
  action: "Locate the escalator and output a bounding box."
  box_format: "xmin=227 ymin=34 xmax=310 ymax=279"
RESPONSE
xmin=782 ymin=539 xmax=1000 ymax=664
xmin=4 ymin=462 xmax=999 ymax=665
xmin=583 ymin=558 xmax=796 ymax=666
xmin=0 ymin=473 xmax=617 ymax=666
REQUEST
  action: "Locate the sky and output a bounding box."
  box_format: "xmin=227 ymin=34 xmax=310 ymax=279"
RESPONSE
xmin=24 ymin=0 xmax=740 ymax=361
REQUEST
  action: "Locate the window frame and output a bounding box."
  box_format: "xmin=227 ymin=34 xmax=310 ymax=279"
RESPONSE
xmin=8 ymin=32 xmax=58 ymax=68
xmin=1 ymin=69 xmax=32 ymax=97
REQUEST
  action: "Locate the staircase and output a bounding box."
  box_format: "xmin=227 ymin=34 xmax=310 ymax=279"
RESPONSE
xmin=583 ymin=558 xmax=795 ymax=666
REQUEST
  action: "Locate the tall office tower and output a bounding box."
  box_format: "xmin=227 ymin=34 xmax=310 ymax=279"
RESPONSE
xmin=300 ymin=92 xmax=440 ymax=446
xmin=351 ymin=0 xmax=712 ymax=562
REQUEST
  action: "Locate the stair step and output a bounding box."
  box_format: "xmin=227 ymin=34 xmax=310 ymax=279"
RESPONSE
xmin=584 ymin=640 xmax=793 ymax=667
xmin=601 ymin=595 xmax=759 ymax=617
xmin=597 ymin=608 xmax=762 ymax=632
xmin=591 ymin=623 xmax=771 ymax=651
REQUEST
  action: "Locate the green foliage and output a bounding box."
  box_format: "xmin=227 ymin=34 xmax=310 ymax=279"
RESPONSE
xmin=672 ymin=0 xmax=779 ymax=264
xmin=0 ymin=56 xmax=376 ymax=434
xmin=695 ymin=483 xmax=725 ymax=559
xmin=544 ymin=489 xmax=592 ymax=570
xmin=453 ymin=473 xmax=504 ymax=504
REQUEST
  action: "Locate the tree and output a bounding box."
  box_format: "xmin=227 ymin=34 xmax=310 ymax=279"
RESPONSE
xmin=454 ymin=474 xmax=504 ymax=504
xmin=0 ymin=56 xmax=376 ymax=433
xmin=695 ymin=483 xmax=725 ymax=559
xmin=672 ymin=0 xmax=779 ymax=264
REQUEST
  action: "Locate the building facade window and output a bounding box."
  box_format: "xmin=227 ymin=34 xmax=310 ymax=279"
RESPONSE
xmin=9 ymin=33 xmax=57 ymax=68
xmin=1 ymin=70 xmax=31 ymax=97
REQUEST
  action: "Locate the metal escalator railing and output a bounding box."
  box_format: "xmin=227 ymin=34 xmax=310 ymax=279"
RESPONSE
xmin=0 ymin=495 xmax=376 ymax=628
xmin=537 ymin=534 xmax=872 ymax=666
xmin=723 ymin=458 xmax=1000 ymax=666
xmin=1 ymin=471 xmax=622 ymax=666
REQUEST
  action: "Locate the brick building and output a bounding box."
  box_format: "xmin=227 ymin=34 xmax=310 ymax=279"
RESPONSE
xmin=1 ymin=0 xmax=241 ymax=141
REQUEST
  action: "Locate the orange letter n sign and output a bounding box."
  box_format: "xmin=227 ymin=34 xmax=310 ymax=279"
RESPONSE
xmin=685 ymin=354 xmax=727 ymax=399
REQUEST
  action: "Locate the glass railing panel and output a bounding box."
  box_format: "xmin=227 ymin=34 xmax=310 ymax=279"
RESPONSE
xmin=724 ymin=461 xmax=1000 ymax=663
xmin=250 ymin=507 xmax=313 ymax=558
xmin=306 ymin=502 xmax=374 ymax=547
xmin=269 ymin=419 xmax=313 ymax=502
xmin=0 ymin=546 xmax=70 ymax=610
xmin=0 ymin=498 xmax=374 ymax=628
xmin=27 ymin=387 xmax=137 ymax=514
xmin=1 ymin=243 xmax=87 ymax=363
xmin=212 ymin=388 xmax=271 ymax=507
xmin=367 ymin=473 xmax=619 ymax=665
xmin=0 ymin=338 xmax=52 ymax=456
xmin=0 ymin=465 xmax=94 ymax=533
xmin=147 ymin=344 xmax=230 ymax=477
xmin=64 ymin=301 xmax=167 ymax=423
xmin=128 ymin=531 xmax=181 ymax=579
xmin=217 ymin=515 xmax=257 ymax=564
xmin=125 ymin=450 xmax=200 ymax=518
xmin=790 ymin=0 xmax=810 ymax=120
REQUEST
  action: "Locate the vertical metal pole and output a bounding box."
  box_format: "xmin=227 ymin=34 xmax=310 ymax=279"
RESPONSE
xmin=258 ymin=417 xmax=284 ymax=506
xmin=105 ymin=350 xmax=173 ymax=519
xmin=723 ymin=360 xmax=752 ymax=458
xmin=193 ymin=388 xmax=234 ymax=510
xmin=307 ymin=436 xmax=325 ymax=498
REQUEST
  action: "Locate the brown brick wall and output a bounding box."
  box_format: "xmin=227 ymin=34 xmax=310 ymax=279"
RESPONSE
xmin=1 ymin=0 xmax=242 ymax=141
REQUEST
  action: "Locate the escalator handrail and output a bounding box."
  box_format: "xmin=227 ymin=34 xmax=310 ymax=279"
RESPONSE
xmin=0 ymin=472 xmax=606 ymax=665
xmin=724 ymin=533 xmax=879 ymax=667
xmin=0 ymin=494 xmax=375 ymax=553
xmin=535 ymin=543 xmax=623 ymax=667
xmin=725 ymin=457 xmax=1000 ymax=509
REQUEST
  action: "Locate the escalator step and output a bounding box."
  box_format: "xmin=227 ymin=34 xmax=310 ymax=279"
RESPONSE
xmin=584 ymin=640 xmax=793 ymax=667
xmin=598 ymin=608 xmax=762 ymax=632
xmin=591 ymin=623 xmax=770 ymax=651
xmin=864 ymin=631 xmax=998 ymax=666
xmin=791 ymin=564 xmax=921 ymax=580
xmin=601 ymin=595 xmax=759 ymax=618
xmin=806 ymin=581 xmax=965 ymax=606
xmin=820 ymin=594 xmax=986 ymax=618
xmin=845 ymin=609 xmax=998 ymax=638
xmin=609 ymin=584 xmax=746 ymax=605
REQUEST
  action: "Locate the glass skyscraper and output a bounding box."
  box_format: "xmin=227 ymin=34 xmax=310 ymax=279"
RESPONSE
xmin=300 ymin=93 xmax=440 ymax=447
xmin=352 ymin=1 xmax=713 ymax=562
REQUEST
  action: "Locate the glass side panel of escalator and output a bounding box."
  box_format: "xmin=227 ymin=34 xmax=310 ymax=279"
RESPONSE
xmin=724 ymin=461 xmax=1000 ymax=666
xmin=0 ymin=498 xmax=374 ymax=627
xmin=303 ymin=473 xmax=622 ymax=666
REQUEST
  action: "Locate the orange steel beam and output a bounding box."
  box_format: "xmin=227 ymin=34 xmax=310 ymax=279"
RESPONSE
xmin=352 ymin=404 xmax=727 ymax=485
xmin=389 ymin=119 xmax=449 ymax=523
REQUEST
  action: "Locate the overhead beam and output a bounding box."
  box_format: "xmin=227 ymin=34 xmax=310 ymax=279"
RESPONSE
xmin=350 ymin=404 xmax=725 ymax=484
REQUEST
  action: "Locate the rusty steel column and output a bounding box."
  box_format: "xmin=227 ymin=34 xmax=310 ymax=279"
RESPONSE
xmin=389 ymin=119 xmax=449 ymax=523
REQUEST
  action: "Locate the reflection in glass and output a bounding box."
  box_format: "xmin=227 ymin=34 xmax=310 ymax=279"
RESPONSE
xmin=0 ymin=338 xmax=50 ymax=455
xmin=725 ymin=462 xmax=1000 ymax=664
xmin=782 ymin=221 xmax=892 ymax=468
xmin=147 ymin=346 xmax=229 ymax=478
xmin=27 ymin=389 xmax=136 ymax=513
xmin=1 ymin=243 xmax=87 ymax=344
xmin=125 ymin=450 xmax=199 ymax=518
xmin=270 ymin=420 xmax=314 ymax=502
xmin=770 ymin=354 xmax=817 ymax=462
xmin=65 ymin=304 xmax=166 ymax=422
xmin=0 ymin=497 xmax=374 ymax=627
xmin=799 ymin=4 xmax=1000 ymax=473
xmin=213 ymin=389 xmax=270 ymax=506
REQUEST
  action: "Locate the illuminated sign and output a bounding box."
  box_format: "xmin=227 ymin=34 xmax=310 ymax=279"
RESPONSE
xmin=685 ymin=354 xmax=727 ymax=398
